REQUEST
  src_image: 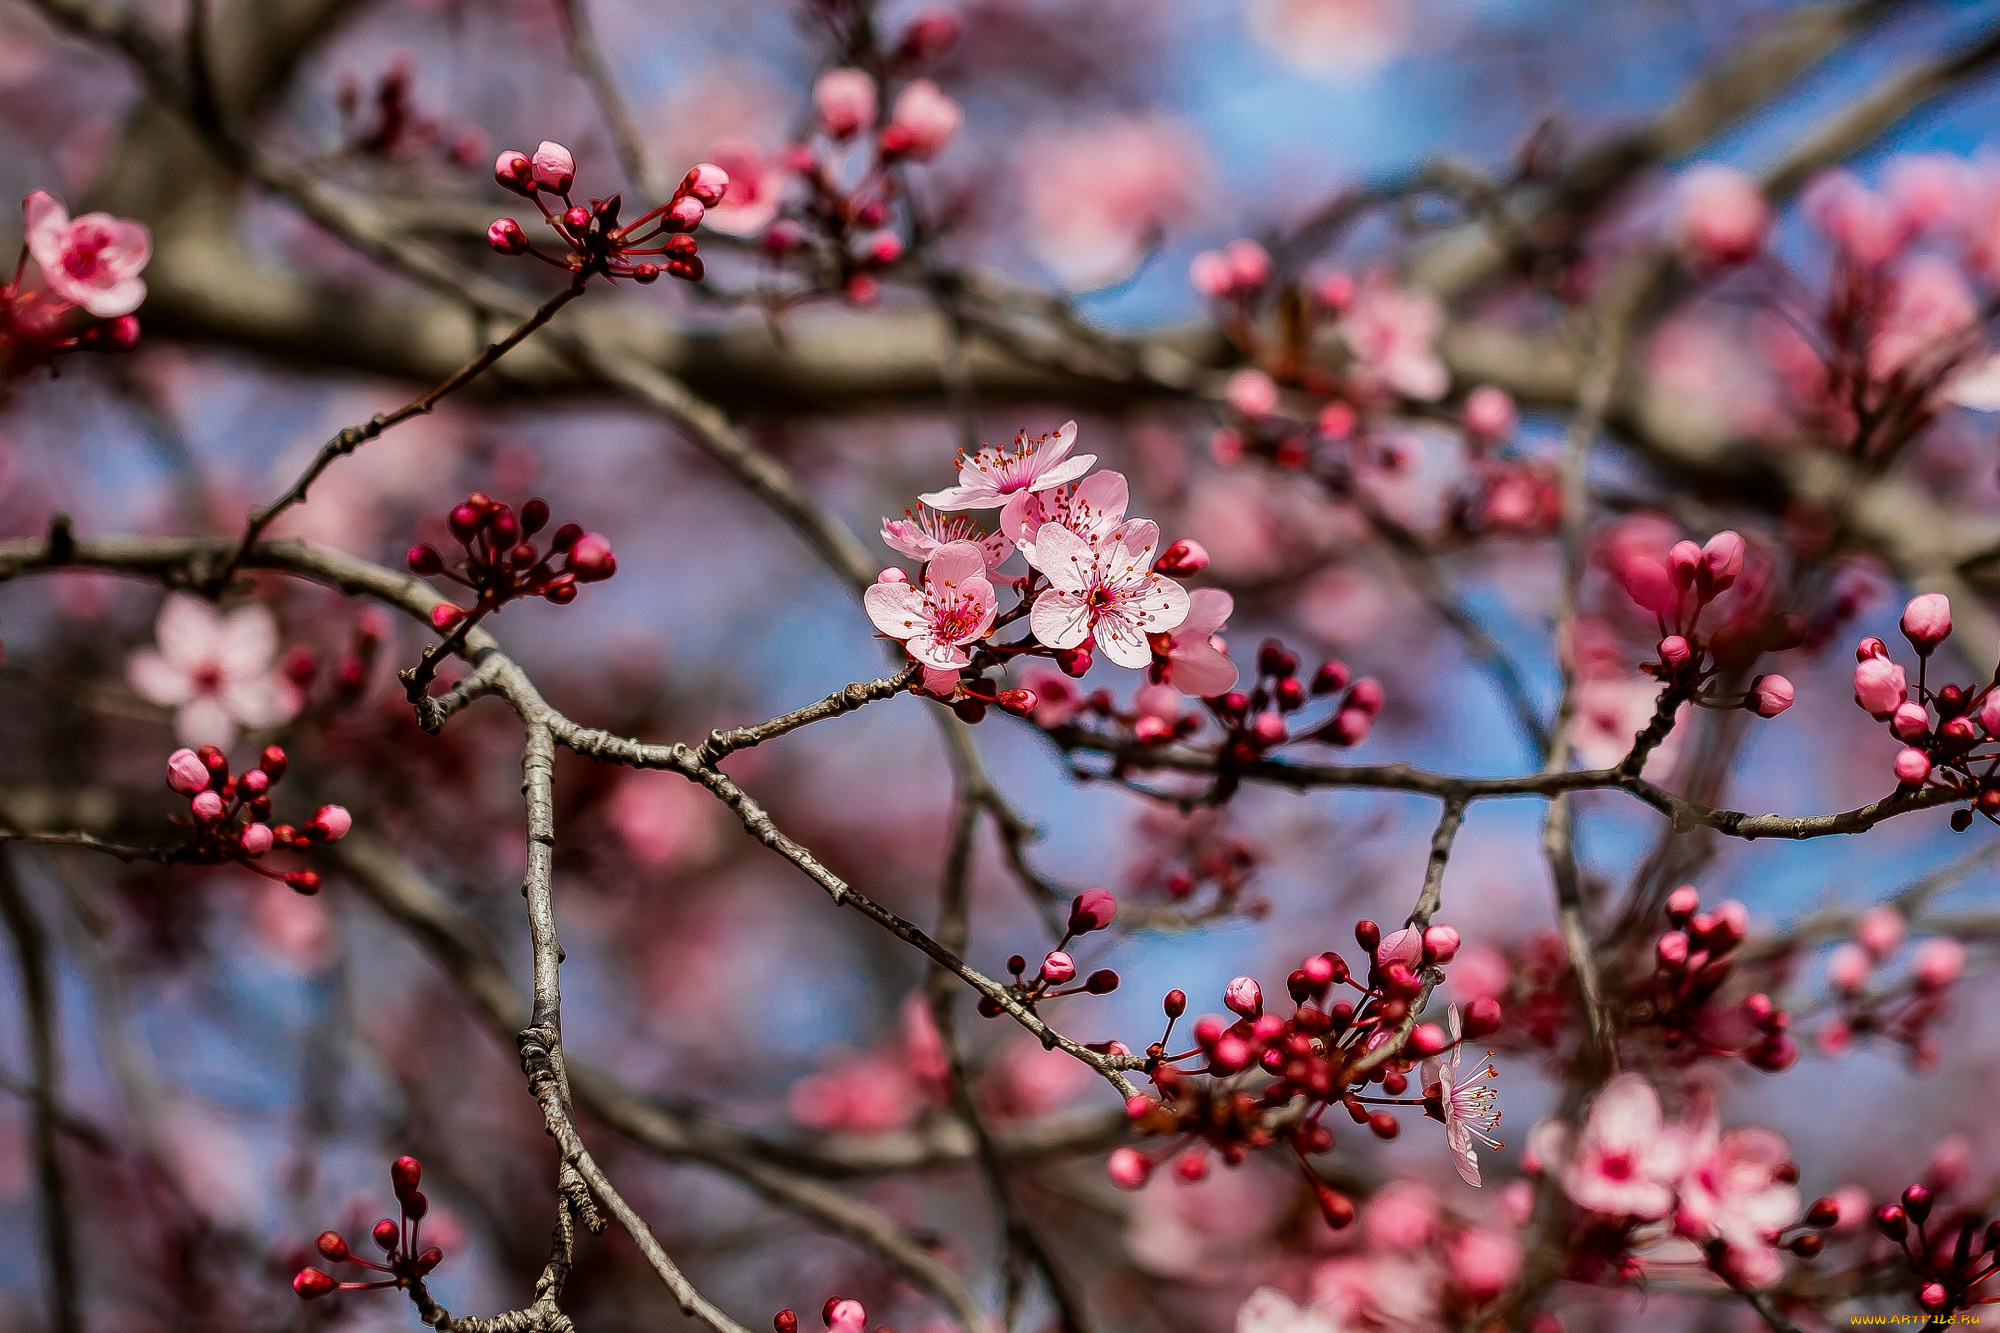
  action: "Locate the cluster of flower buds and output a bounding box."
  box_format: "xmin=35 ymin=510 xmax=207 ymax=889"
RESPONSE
xmin=977 ymin=889 xmax=1122 ymax=1016
xmin=1614 ymin=530 xmax=1797 ymax=717
xmin=408 ymin=493 xmax=616 ymax=634
xmin=335 ymin=57 xmax=485 ymax=166
xmin=1110 ymin=919 xmax=1500 ymax=1225
xmin=293 ymin=1156 xmax=443 ymax=1301
xmin=4 ymin=191 xmax=147 ymax=388
xmin=166 ymin=745 xmax=349 ymax=894
xmin=490 ymin=140 xmax=725 ymax=283
xmin=754 ymin=53 xmax=962 ymax=302
xmin=1189 ymin=238 xmax=1271 ymax=305
xmin=1851 ymin=594 xmax=2000 ymax=821
xmin=1126 ymin=807 xmax=1263 ymax=923
xmin=1646 ymin=886 xmax=1796 ymax=1072
xmin=772 ymin=1295 xmax=876 ymax=1333
xmin=1817 ymin=904 xmax=1964 ymax=1067
xmin=1873 ymin=1183 xmax=2000 ymax=1317
xmin=1203 ymin=641 xmax=1385 ymax=770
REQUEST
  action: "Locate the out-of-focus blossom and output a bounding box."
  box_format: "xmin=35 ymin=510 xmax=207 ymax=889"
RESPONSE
xmin=1247 ymin=0 xmax=1411 ymax=81
xmin=1339 ymin=276 xmax=1448 ymax=401
xmin=1154 ymin=587 xmax=1237 ymax=697
xmin=698 ymin=138 xmax=787 ymax=236
xmin=813 ymin=68 xmax=877 ymax=139
xmin=1804 ymin=171 xmax=1911 ymax=268
xmin=1527 ymin=1073 xmax=1692 ymax=1220
xmin=882 ymin=79 xmax=961 ymax=159
xmin=1668 ymin=165 xmax=1771 ymax=268
xmin=23 ymin=189 xmax=150 ymax=317
xmin=1018 ymin=115 xmax=1208 ymax=287
xmin=1234 ymin=1288 xmax=1343 ymax=1333
xmin=609 ymin=774 xmax=723 ymax=872
xmin=127 ymin=595 xmax=302 ymax=747
xmin=1675 ymin=1113 xmax=1800 ymax=1289
xmin=1867 ymin=256 xmax=1978 ymax=385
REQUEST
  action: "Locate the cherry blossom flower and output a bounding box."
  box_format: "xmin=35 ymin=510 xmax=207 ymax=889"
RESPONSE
xmin=698 ymin=138 xmax=787 ymax=237
xmin=1867 ymin=255 xmax=1978 ymax=385
xmin=1339 ymin=276 xmax=1448 ymax=401
xmin=1027 ymin=521 xmax=1190 ymax=667
xmin=127 ymin=595 xmax=303 ymax=747
xmin=921 ymin=421 xmax=1097 ymax=510
xmin=881 ymin=504 xmax=1013 ymax=570
xmin=1017 ymin=116 xmax=1208 ymax=286
xmin=864 ymin=542 xmax=997 ymax=671
xmin=1001 ymin=468 xmax=1129 ymax=556
xmin=23 ymin=190 xmax=151 ymax=317
xmin=1674 ymin=1115 xmax=1801 ymax=1290
xmin=1247 ymin=0 xmax=1411 ymax=81
xmin=1421 ymin=1004 xmax=1502 ymax=1188
xmin=1527 ymin=1073 xmax=1692 ymax=1220
xmin=1151 ymin=588 xmax=1238 ymax=697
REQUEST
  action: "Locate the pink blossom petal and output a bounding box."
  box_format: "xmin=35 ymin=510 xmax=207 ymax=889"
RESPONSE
xmin=155 ymin=594 xmax=224 ymax=668
xmin=864 ymin=582 xmax=928 ymax=640
xmin=174 ymin=696 xmax=238 ymax=748
xmin=126 ymin=649 xmax=194 ymax=706
xmin=1169 ymin=639 xmax=1238 ymax=696
xmin=1026 ymin=522 xmax=1096 ymax=592
xmin=1092 ymin=611 xmax=1151 ymax=668
xmin=216 ymin=602 xmax=279 ymax=675
xmin=1029 ymin=589 xmax=1094 ymax=650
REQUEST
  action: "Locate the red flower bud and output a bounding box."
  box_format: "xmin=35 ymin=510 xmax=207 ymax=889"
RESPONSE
xmin=316 ymin=1231 xmax=349 ymax=1261
xmin=487 ymin=218 xmax=528 ymax=254
xmin=293 ymin=1268 xmax=338 ymax=1300
xmin=1163 ymin=988 xmax=1187 ymax=1018
xmin=1462 ymin=995 xmax=1503 ymax=1038
xmin=776 ymin=1312 xmax=800 ymax=1333
xmin=373 ymin=1218 xmax=401 ymax=1250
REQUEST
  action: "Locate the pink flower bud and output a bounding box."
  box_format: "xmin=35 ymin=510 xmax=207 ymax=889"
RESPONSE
xmin=899 ymin=10 xmax=962 ymax=61
xmin=1463 ymin=995 xmax=1503 ymax=1038
xmin=1134 ymin=714 xmax=1174 ymax=744
xmin=1857 ymin=636 xmax=1888 ymax=661
xmin=1826 ymin=942 xmax=1871 ymax=994
xmin=487 ymin=218 xmax=528 ymax=254
xmin=1893 ymin=747 xmax=1932 ymax=785
xmin=1409 ymin=1023 xmax=1448 ymax=1057
xmin=666 ymin=196 xmax=706 ymax=230
xmin=1700 ymin=531 xmax=1745 ymax=589
xmin=1891 ymin=701 xmax=1930 ymax=740
xmin=1668 ymin=540 xmax=1702 ymax=588
xmin=1853 ymin=657 xmax=1908 ymax=716
xmin=1747 ymin=674 xmax=1794 ymax=718
xmin=1666 ymin=885 xmax=1700 ymax=921
xmin=883 ymin=79 xmax=961 ymax=159
xmin=240 ymin=823 xmax=274 ymax=857
xmin=1210 ymin=1033 xmax=1253 ymax=1073
xmin=1619 ymin=554 xmax=1676 ymax=615
xmin=1225 ymin=368 xmax=1279 ymax=418
xmin=1040 ymin=950 xmax=1076 ymax=984
xmin=877 ymin=567 xmax=909 ymax=584
xmin=1317 ymin=400 xmax=1356 ymax=439
xmin=826 ymin=1299 xmax=867 ymax=1333
xmin=1463 ymin=385 xmax=1517 ymax=438
xmin=1670 ymin=165 xmax=1771 ymax=267
xmin=309 ymin=805 xmax=352 ymax=842
xmin=1224 ymin=975 xmax=1262 ymax=1018
xmin=1422 ymin=924 xmax=1460 ymax=964
xmin=681 ymin=163 xmax=730 ymax=207
xmin=1348 ymin=677 xmax=1385 ymax=715
xmin=1657 ymin=635 xmax=1692 ymax=671
xmin=1107 ymin=1146 xmax=1150 ymax=1189
xmin=1913 ymin=937 xmax=1965 ymax=989
xmin=813 ymin=68 xmax=878 ymax=139
xmin=1981 ymin=693 xmax=2000 ymax=736
xmin=1900 ymin=593 xmax=1952 ymax=653
xmin=494 ymin=149 xmax=534 ymax=194
xmin=1224 ymin=238 xmax=1270 ymax=290
xmin=1656 ymin=930 xmax=1689 ymax=970
xmin=531 ymin=140 xmax=575 ymax=194
xmin=191 ymin=790 xmax=224 ymax=822
xmin=1710 ymin=899 xmax=1748 ymax=944
xmin=567 ymin=532 xmax=617 ymax=582
xmin=1069 ymin=887 xmax=1117 ymax=933
xmin=1154 ymin=539 xmax=1210 ymax=575
xmin=1854 ymin=905 xmax=1906 ymax=959
xmin=166 ymin=747 xmax=209 ymax=794
xmin=1189 ymin=250 xmax=1234 ymax=298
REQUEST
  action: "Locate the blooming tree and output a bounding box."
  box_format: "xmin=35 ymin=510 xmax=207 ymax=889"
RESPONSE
xmin=0 ymin=2 xmax=1997 ymax=1332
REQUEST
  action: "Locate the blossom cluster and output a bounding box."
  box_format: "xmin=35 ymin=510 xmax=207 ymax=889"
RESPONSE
xmin=409 ymin=493 xmax=617 ymax=633
xmin=1609 ymin=528 xmax=1796 ymax=719
xmin=1111 ymin=920 xmax=1502 ymax=1224
xmin=3 ymin=190 xmax=149 ymax=386
xmin=869 ymin=422 xmax=1219 ymax=709
xmin=166 ymin=744 xmax=350 ymax=894
xmin=1872 ymin=1176 xmax=2000 ymax=1316
xmin=1526 ymin=1073 xmax=1813 ymax=1290
xmin=1644 ymin=886 xmax=1797 ymax=1072
xmin=292 ymin=1156 xmax=444 ymax=1301
xmin=1850 ymin=593 xmax=2000 ymax=820
xmin=490 ymin=140 xmax=726 ymax=283
xmin=1818 ymin=903 xmax=1965 ymax=1066
xmin=977 ymin=887 xmax=1123 ymax=1015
